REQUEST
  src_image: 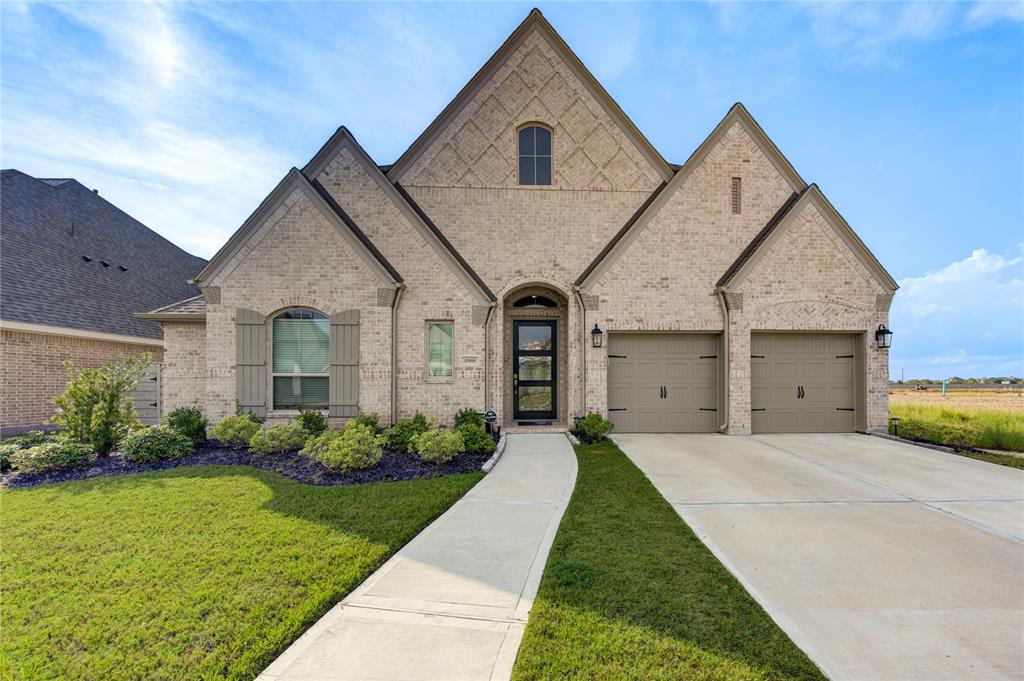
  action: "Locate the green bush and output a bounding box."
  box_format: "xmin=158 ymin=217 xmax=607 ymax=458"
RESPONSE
xmin=162 ymin=407 xmax=207 ymax=444
xmin=249 ymin=423 xmax=309 ymax=455
xmin=413 ymin=428 xmax=464 ymax=464
xmin=0 ymin=444 xmax=19 ymax=473
xmin=121 ymin=427 xmax=193 ymax=463
xmin=384 ymin=412 xmax=431 ymax=453
xmin=210 ymin=415 xmax=262 ymax=448
xmin=355 ymin=411 xmax=381 ymax=431
xmin=10 ymin=441 xmax=95 ymax=474
xmin=453 ymin=408 xmax=484 ymax=430
xmin=6 ymin=430 xmax=58 ymax=448
xmin=51 ymin=355 xmax=149 ymax=456
xmin=574 ymin=412 xmax=614 ymax=444
xmin=297 ymin=409 xmax=328 ymax=437
xmin=299 ymin=429 xmax=343 ymax=461
xmin=456 ymin=424 xmax=495 ymax=455
xmin=315 ymin=421 xmax=385 ymax=472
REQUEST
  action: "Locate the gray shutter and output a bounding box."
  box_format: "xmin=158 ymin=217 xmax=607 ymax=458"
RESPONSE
xmin=236 ymin=309 xmax=267 ymax=418
xmin=330 ymin=309 xmax=359 ymax=418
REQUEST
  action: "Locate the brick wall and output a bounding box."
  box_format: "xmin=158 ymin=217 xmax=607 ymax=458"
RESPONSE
xmin=0 ymin=329 xmax=162 ymax=431
xmin=160 ymin=322 xmax=206 ymax=414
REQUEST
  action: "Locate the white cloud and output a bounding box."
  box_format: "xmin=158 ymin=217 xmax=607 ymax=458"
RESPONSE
xmin=967 ymin=1 xmax=1024 ymax=27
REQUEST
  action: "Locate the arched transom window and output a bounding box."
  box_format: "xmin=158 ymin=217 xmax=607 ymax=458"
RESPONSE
xmin=518 ymin=125 xmax=552 ymax=186
xmin=512 ymin=294 xmax=558 ymax=308
xmin=272 ymin=308 xmax=329 ymax=409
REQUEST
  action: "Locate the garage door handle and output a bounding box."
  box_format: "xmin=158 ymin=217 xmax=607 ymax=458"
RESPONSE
xmin=699 ymin=408 xmax=717 ymax=412
xmin=752 ymin=408 xmax=766 ymax=412
xmin=836 ymin=407 xmax=855 ymax=412
xmin=608 ymin=408 xmax=627 ymax=412
xmin=662 ymin=386 xmax=667 ymax=399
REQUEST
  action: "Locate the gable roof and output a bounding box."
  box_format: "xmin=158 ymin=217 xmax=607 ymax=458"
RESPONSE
xmin=0 ymin=169 xmax=207 ymax=340
xmin=305 ymin=126 xmax=495 ymax=302
xmin=193 ymin=167 xmax=402 ymax=288
xmin=575 ymin=102 xmax=808 ymax=289
xmin=716 ymin=184 xmax=898 ymax=292
xmin=386 ymin=8 xmax=673 ymax=183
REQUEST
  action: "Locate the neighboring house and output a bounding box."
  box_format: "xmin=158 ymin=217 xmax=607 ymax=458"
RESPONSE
xmin=140 ymin=10 xmax=897 ymax=435
xmin=0 ymin=169 xmax=207 ymax=433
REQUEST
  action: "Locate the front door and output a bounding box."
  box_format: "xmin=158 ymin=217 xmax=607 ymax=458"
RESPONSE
xmin=513 ymin=320 xmax=557 ymax=420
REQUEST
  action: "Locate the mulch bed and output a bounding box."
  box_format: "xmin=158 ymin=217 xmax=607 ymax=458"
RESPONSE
xmin=1 ymin=441 xmax=490 ymax=490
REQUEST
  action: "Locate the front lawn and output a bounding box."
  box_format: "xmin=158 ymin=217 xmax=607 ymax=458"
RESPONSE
xmin=513 ymin=442 xmax=823 ymax=681
xmin=1 ymin=465 xmax=481 ymax=680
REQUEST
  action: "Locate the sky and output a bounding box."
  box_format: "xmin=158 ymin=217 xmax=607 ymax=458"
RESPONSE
xmin=2 ymin=1 xmax=1022 ymax=379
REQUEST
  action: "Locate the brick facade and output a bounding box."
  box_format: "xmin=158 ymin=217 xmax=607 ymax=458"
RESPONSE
xmin=0 ymin=329 xmax=162 ymax=432
xmin=158 ymin=11 xmax=894 ymax=434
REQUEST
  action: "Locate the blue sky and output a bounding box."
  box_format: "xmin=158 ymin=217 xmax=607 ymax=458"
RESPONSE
xmin=2 ymin=1 xmax=1022 ymax=379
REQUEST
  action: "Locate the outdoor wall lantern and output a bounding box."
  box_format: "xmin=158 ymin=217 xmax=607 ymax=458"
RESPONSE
xmin=591 ymin=323 xmax=604 ymax=348
xmin=875 ymin=324 xmax=893 ymax=349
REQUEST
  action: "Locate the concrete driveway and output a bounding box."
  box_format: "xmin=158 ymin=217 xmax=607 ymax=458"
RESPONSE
xmin=615 ymin=433 xmax=1024 ymax=681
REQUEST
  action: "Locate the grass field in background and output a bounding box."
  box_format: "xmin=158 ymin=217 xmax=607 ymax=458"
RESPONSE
xmin=513 ymin=442 xmax=823 ymax=681
xmin=889 ymin=400 xmax=1024 ymax=455
xmin=1 ymin=466 xmax=481 ymax=680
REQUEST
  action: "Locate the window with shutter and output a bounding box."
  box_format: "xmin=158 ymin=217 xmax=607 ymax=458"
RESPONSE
xmin=271 ymin=308 xmax=329 ymax=409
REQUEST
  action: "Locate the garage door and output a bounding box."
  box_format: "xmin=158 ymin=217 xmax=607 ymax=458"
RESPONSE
xmin=751 ymin=333 xmax=857 ymax=433
xmin=607 ymin=334 xmax=719 ymax=433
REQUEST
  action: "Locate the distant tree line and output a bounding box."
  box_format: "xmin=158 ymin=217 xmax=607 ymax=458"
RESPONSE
xmin=893 ymin=377 xmax=1021 ymax=385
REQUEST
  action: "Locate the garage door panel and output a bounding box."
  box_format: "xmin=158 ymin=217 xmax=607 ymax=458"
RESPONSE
xmin=607 ymin=333 xmax=719 ymax=433
xmin=752 ymin=333 xmax=857 ymax=434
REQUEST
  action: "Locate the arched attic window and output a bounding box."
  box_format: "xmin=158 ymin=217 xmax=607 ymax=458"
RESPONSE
xmin=513 ymin=294 xmax=558 ymax=308
xmin=272 ymin=308 xmax=329 ymax=409
xmin=518 ymin=125 xmax=552 ymax=186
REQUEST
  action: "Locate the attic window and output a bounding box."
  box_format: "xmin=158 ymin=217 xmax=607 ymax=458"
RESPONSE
xmin=81 ymin=255 xmax=92 ymax=263
xmin=731 ymin=177 xmax=742 ymax=214
xmin=518 ymin=126 xmax=552 ymax=186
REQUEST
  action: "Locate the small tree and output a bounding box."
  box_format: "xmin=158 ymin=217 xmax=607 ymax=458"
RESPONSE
xmin=51 ymin=354 xmax=150 ymax=456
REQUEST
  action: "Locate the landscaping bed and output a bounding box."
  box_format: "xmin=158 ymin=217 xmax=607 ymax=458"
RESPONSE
xmin=513 ymin=441 xmax=823 ymax=680
xmin=1 ymin=441 xmax=491 ymax=489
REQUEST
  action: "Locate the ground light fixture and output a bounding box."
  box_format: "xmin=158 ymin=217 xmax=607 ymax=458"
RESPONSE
xmin=591 ymin=323 xmax=603 ymax=348
xmin=889 ymin=416 xmax=901 ymax=437
xmin=875 ymin=324 xmax=893 ymax=349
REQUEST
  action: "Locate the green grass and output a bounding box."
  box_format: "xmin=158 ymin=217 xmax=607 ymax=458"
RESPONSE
xmin=1 ymin=466 xmax=482 ymax=680
xmin=512 ymin=442 xmax=823 ymax=681
xmin=889 ymin=402 xmax=1024 ymax=453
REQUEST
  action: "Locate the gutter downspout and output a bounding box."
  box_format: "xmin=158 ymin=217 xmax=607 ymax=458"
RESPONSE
xmin=390 ymin=284 xmax=405 ymax=426
xmin=714 ymin=286 xmax=729 ymax=433
xmin=482 ymin=302 xmax=496 ymax=411
xmin=573 ymin=286 xmax=587 ymax=417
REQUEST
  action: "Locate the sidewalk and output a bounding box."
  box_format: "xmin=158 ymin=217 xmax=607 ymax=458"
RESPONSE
xmin=258 ymin=433 xmax=577 ymax=681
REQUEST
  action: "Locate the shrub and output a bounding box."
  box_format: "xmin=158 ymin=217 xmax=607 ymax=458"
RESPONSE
xmin=249 ymin=423 xmax=309 ymax=455
xmin=234 ymin=401 xmax=266 ymax=424
xmin=7 ymin=430 xmax=58 ymax=448
xmin=456 ymin=424 xmax=495 ymax=455
xmin=355 ymin=411 xmax=381 ymax=431
xmin=210 ymin=415 xmax=261 ymax=448
xmin=297 ymin=409 xmax=328 ymax=437
xmin=453 ymin=408 xmax=484 ymax=430
xmin=121 ymin=427 xmax=193 ymax=463
xmin=51 ymin=355 xmax=149 ymax=456
xmin=10 ymin=441 xmax=95 ymax=474
xmin=162 ymin=407 xmax=208 ymax=445
xmin=299 ymin=429 xmax=344 ymax=461
xmin=315 ymin=421 xmax=384 ymax=473
xmin=0 ymin=444 xmax=19 ymax=473
xmin=574 ymin=412 xmax=614 ymax=444
xmin=384 ymin=412 xmax=431 ymax=453
xmin=413 ymin=428 xmax=464 ymax=464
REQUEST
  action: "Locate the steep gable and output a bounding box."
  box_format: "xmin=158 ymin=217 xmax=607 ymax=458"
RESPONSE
xmin=388 ymin=9 xmax=671 ymax=191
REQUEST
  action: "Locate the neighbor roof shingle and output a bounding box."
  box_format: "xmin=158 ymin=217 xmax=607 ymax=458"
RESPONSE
xmin=0 ymin=169 xmax=208 ymax=339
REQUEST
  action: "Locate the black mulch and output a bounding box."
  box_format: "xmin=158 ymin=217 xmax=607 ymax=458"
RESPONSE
xmin=1 ymin=441 xmax=492 ymax=490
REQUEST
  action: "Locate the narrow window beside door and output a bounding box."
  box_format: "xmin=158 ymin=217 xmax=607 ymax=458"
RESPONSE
xmin=427 ymin=321 xmax=454 ymax=378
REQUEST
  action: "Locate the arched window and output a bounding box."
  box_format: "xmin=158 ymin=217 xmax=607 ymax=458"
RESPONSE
xmin=518 ymin=125 xmax=552 ymax=186
xmin=272 ymin=308 xmax=329 ymax=409
xmin=512 ymin=294 xmax=558 ymax=308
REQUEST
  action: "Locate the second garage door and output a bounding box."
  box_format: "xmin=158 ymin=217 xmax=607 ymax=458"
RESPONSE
xmin=751 ymin=333 xmax=858 ymax=433
xmin=607 ymin=333 xmax=719 ymax=433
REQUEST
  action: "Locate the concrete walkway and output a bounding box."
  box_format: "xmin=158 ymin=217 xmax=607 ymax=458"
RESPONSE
xmin=259 ymin=434 xmax=577 ymax=681
xmin=617 ymin=433 xmax=1024 ymax=681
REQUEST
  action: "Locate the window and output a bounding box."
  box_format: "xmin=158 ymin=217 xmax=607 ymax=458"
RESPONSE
xmin=426 ymin=322 xmax=454 ymax=378
xmin=272 ymin=308 xmax=329 ymax=409
xmin=512 ymin=294 xmax=557 ymax=308
xmin=518 ymin=126 xmax=552 ymax=186
xmin=731 ymin=177 xmax=742 ymax=214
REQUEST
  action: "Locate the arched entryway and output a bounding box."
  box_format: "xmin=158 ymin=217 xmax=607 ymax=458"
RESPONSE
xmin=502 ymin=284 xmax=568 ymax=425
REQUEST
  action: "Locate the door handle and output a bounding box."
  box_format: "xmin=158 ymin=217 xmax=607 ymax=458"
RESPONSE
xmin=664 ymin=386 xmax=668 ymax=399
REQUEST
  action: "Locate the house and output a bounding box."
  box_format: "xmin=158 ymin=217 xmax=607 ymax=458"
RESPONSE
xmin=139 ymin=10 xmax=897 ymax=435
xmin=0 ymin=169 xmax=207 ymax=433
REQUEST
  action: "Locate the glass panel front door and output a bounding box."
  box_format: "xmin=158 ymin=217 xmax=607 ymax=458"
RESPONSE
xmin=513 ymin=320 xmax=557 ymax=420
